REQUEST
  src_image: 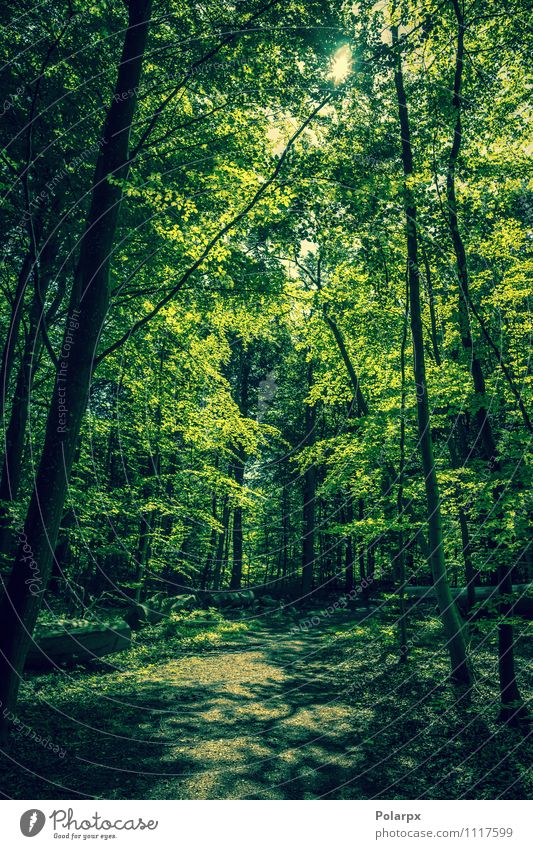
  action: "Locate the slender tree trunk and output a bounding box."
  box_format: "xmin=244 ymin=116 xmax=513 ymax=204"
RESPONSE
xmin=358 ymin=545 xmax=366 ymax=584
xmin=422 ymin=246 xmax=477 ymax=610
xmin=213 ymin=495 xmax=229 ymax=590
xmin=263 ymin=516 xmax=270 ymax=586
xmin=201 ymin=494 xmax=218 ymax=591
xmin=230 ymin=452 xmax=245 ymax=589
xmin=322 ymin=310 xmax=369 ymax=416
xmin=201 ymin=537 xmax=215 ymax=591
xmin=134 ymin=352 xmax=163 ymax=601
xmin=47 ymin=507 xmax=77 ymax=599
xmin=134 ymin=510 xmax=153 ymax=604
xmin=0 ymin=0 xmax=152 ymax=740
xmin=344 ymin=498 xmax=355 ymax=592
xmin=301 ymin=359 xmax=316 ymax=595
xmin=397 ymin=276 xmax=409 ymax=660
xmin=448 ymin=435 xmax=477 ymax=611
xmin=458 ymin=508 xmax=475 ymax=608
xmin=446 ymin=0 xmax=525 ymax=718
xmin=279 ymin=484 xmax=289 ymax=596
xmin=0 ymin=252 xmax=35 ymax=428
xmin=229 ymin=343 xmax=250 ymax=590
xmin=420 ymin=240 xmax=441 ymax=367
xmin=221 ymin=515 xmax=231 ymax=588
xmin=345 ymin=536 xmax=354 ymax=593
xmin=357 ymin=498 xmax=366 ymax=592
xmin=0 ymin=238 xmax=61 ymax=558
xmin=335 ymin=533 xmax=343 ymax=590
xmin=133 ymin=461 xmax=158 ymax=605
xmin=367 ymin=543 xmax=375 ymax=583
xmin=391 ymin=19 xmax=471 ymax=685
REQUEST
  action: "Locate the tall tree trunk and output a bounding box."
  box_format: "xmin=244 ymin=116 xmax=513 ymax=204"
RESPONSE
xmin=230 ymin=452 xmax=245 ymax=589
xmin=280 ymin=484 xmax=289 ymax=596
xmin=446 ymin=0 xmax=525 ymax=718
xmin=221 ymin=514 xmax=231 ymax=588
xmin=201 ymin=494 xmax=218 ymax=591
xmin=262 ymin=516 xmax=270 ymax=586
xmin=397 ymin=276 xmax=409 ymax=660
xmin=458 ymin=507 xmax=475 ymax=609
xmin=133 ymin=460 xmax=158 ymax=605
xmin=420 ymin=240 xmax=441 ymax=367
xmin=134 ymin=349 xmax=163 ymax=601
xmin=0 ymin=252 xmax=36 ymax=428
xmin=367 ymin=542 xmax=375 ymax=583
xmin=448 ymin=435 xmax=476 ymax=611
xmin=422 ymin=244 xmax=477 ymax=610
xmin=335 ymin=530 xmax=343 ymax=590
xmin=134 ymin=510 xmax=153 ymax=604
xmin=0 ymin=0 xmax=152 ymax=740
xmin=229 ymin=342 xmax=250 ymax=590
xmin=213 ymin=495 xmax=229 ymax=590
xmin=345 ymin=535 xmax=354 ymax=593
xmin=301 ymin=359 xmax=316 ymax=595
xmin=344 ymin=498 xmax=355 ymax=592
xmin=322 ymin=310 xmax=369 ymax=416
xmin=358 ymin=498 xmax=366 ymax=588
xmin=391 ymin=19 xmax=471 ymax=685
xmin=0 ymin=236 xmax=61 ymax=559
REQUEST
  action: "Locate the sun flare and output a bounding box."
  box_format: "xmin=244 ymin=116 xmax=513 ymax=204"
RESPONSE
xmin=329 ymin=45 xmax=352 ymax=84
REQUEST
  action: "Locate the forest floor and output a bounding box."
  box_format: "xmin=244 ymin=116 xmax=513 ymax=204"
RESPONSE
xmin=0 ymin=602 xmax=531 ymax=799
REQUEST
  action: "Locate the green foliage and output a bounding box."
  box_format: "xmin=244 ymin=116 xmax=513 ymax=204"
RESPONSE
xmin=0 ymin=0 xmax=530 ymax=775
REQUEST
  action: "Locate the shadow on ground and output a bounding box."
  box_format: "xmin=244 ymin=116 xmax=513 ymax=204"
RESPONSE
xmin=0 ymin=607 xmax=531 ymax=799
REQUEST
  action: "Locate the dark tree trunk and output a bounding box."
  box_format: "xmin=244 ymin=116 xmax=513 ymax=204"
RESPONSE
xmin=279 ymin=484 xmax=289 ymax=595
xmin=335 ymin=534 xmax=343 ymax=590
xmin=229 ymin=343 xmax=250 ymax=590
xmin=344 ymin=498 xmax=355 ymax=592
xmin=230 ymin=453 xmax=245 ymax=589
xmin=345 ymin=536 xmax=354 ymax=593
xmin=301 ymin=359 xmax=316 ymax=596
xmin=322 ymin=310 xmax=369 ymax=416
xmin=0 ymin=0 xmax=152 ymax=740
xmin=420 ymin=241 xmax=442 ymax=367
xmin=397 ymin=276 xmax=409 ymax=660
xmin=446 ymin=0 xmax=525 ymax=718
xmin=367 ymin=543 xmax=375 ymax=583
xmin=0 ymin=236 xmax=61 ymax=558
xmin=0 ymin=252 xmax=35 ymax=428
xmin=213 ymin=495 xmax=229 ymax=590
xmin=358 ymin=499 xmax=366 ymax=587
xmin=497 ymin=564 xmax=524 ymax=722
xmin=201 ymin=494 xmax=218 ymax=591
xmin=221 ymin=515 xmax=231 ymax=588
xmin=49 ymin=508 xmax=76 ymax=598
xmin=391 ymin=20 xmax=471 ymax=685
xmin=449 ymin=432 xmax=477 ymax=612
xmin=458 ymin=508 xmax=475 ymax=610
xmin=134 ymin=472 xmax=155 ymax=605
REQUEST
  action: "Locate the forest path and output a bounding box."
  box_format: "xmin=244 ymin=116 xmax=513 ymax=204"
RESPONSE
xmin=3 ymin=604 xmax=388 ymax=801
xmin=3 ymin=603 xmax=531 ymax=800
xmin=122 ymin=608 xmax=370 ymax=799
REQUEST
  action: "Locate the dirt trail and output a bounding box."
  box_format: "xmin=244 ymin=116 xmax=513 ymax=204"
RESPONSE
xmin=129 ymin=619 xmax=363 ymax=799
xmin=45 ymin=611 xmax=368 ymax=800
xmin=1 ymin=609 xmax=380 ymax=800
xmin=2 ymin=606 xmax=531 ymax=800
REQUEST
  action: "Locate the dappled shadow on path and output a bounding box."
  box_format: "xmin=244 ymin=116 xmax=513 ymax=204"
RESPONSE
xmin=0 ymin=608 xmax=530 ymax=799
